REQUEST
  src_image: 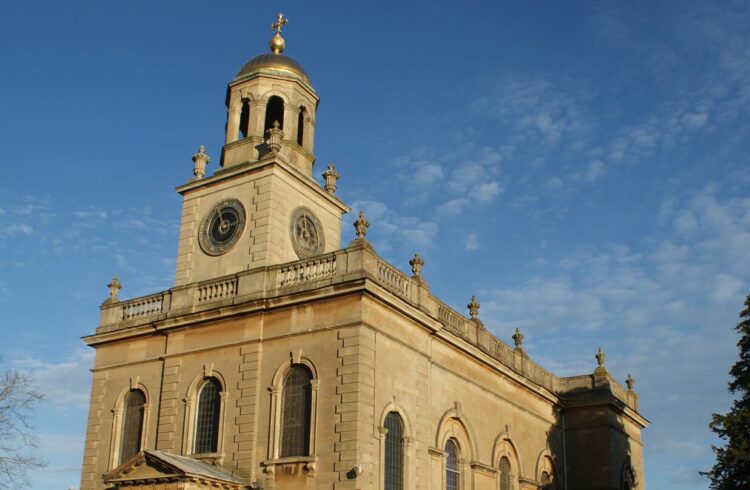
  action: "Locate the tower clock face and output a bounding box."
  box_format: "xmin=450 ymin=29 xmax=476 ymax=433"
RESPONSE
xmin=290 ymin=206 xmax=325 ymax=259
xmin=198 ymin=199 xmax=246 ymax=256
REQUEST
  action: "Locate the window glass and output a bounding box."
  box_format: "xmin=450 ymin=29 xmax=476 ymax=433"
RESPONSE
xmin=445 ymin=439 xmax=460 ymax=490
xmin=280 ymin=365 xmax=312 ymax=457
xmin=194 ymin=378 xmax=221 ymax=454
xmin=499 ymin=456 xmax=512 ymax=490
xmin=119 ymin=389 xmax=145 ymax=464
xmin=384 ymin=412 xmax=404 ymax=490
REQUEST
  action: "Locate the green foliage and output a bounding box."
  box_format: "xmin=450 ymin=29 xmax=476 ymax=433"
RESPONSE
xmin=703 ymin=294 xmax=750 ymax=489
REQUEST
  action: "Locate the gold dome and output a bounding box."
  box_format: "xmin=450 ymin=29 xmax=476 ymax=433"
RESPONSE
xmin=234 ymin=52 xmax=311 ymax=84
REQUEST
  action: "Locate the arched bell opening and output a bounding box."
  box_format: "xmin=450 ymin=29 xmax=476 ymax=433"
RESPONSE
xmin=264 ymin=96 xmax=285 ymax=134
xmin=239 ymin=99 xmax=250 ymax=139
xmin=297 ymin=106 xmax=306 ymax=146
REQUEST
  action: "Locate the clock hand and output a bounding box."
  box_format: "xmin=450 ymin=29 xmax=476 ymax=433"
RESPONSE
xmin=215 ymin=207 xmax=230 ymax=233
xmin=301 ymin=214 xmax=310 ymax=239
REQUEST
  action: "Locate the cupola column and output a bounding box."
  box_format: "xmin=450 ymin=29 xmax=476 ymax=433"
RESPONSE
xmin=284 ymin=105 xmax=300 ymax=145
xmin=250 ymin=98 xmax=268 ymax=139
xmin=225 ymin=100 xmax=242 ymax=144
xmin=306 ymin=118 xmax=316 ymax=154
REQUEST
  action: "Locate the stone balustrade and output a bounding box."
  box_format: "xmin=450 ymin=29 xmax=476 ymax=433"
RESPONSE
xmin=98 ymin=240 xmax=634 ymax=410
xmin=120 ymin=293 xmax=168 ymax=322
xmin=196 ymin=276 xmax=238 ymax=303
xmin=278 ymin=254 xmax=337 ymax=287
xmin=375 ymin=259 xmax=411 ymax=300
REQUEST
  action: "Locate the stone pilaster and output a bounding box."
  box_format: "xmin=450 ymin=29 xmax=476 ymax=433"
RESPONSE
xmin=233 ymin=343 xmax=262 ymax=480
xmin=415 ymin=357 xmax=430 ymax=489
xmin=80 ymin=370 xmax=108 ymax=490
xmin=156 ymin=358 xmax=182 ymax=453
xmin=249 ymin=176 xmax=273 ymax=265
xmin=334 ymin=326 xmax=375 ymax=489
xmin=175 ymin=199 xmax=199 ymax=286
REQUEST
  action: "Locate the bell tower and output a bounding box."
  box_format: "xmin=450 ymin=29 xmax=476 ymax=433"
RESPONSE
xmin=173 ymin=14 xmax=348 ymax=287
xmin=221 ymin=13 xmax=318 ymax=175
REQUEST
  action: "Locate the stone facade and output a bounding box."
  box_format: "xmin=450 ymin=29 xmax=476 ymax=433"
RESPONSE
xmin=80 ymin=18 xmax=647 ymax=490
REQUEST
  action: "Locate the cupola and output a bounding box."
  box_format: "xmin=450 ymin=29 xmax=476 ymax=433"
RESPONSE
xmin=221 ymin=13 xmax=318 ymax=176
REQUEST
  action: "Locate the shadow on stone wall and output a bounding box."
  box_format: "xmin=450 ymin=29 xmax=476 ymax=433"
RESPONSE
xmin=549 ymin=376 xmax=636 ymax=490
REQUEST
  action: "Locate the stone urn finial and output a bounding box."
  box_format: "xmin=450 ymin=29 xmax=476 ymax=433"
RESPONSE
xmin=467 ymin=295 xmax=480 ymax=320
xmin=409 ymin=253 xmax=424 ymax=276
xmin=322 ymin=163 xmax=341 ymax=194
xmin=266 ymin=120 xmax=284 ymax=154
xmin=106 ymin=275 xmax=122 ymax=303
xmin=192 ymin=145 xmax=210 ymax=179
xmin=512 ymin=327 xmax=524 ymax=349
xmin=353 ymin=211 xmax=369 ymax=239
xmin=626 ymin=374 xmax=635 ymax=391
xmin=595 ymin=347 xmax=606 ymax=367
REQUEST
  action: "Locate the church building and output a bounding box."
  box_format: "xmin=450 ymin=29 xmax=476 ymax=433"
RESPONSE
xmin=79 ymin=15 xmax=647 ymax=490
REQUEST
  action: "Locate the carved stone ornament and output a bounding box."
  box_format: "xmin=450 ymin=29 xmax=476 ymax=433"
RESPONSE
xmin=512 ymin=327 xmax=524 ymax=349
xmin=290 ymin=206 xmax=325 ymax=259
xmin=191 ymin=145 xmax=210 ymax=179
xmin=198 ymin=199 xmax=247 ymax=256
xmin=106 ymin=275 xmax=122 ymax=302
xmin=595 ymin=347 xmax=606 ymax=367
xmin=322 ymin=163 xmax=341 ymax=194
xmin=467 ymin=295 xmax=480 ymax=319
xmin=353 ymin=211 xmax=369 ymax=239
xmin=266 ymin=120 xmax=284 ymax=154
xmin=626 ymin=374 xmax=635 ymax=391
xmin=409 ymin=253 xmax=424 ymax=276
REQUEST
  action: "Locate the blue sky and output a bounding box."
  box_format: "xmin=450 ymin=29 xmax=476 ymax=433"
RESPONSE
xmin=1 ymin=1 xmax=748 ymax=488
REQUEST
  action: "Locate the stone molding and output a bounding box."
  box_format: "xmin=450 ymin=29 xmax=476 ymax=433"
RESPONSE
xmin=91 ymin=241 xmax=640 ymax=415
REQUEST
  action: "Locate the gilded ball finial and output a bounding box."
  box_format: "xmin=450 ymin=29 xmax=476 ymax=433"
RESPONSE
xmin=269 ymin=13 xmax=289 ymax=54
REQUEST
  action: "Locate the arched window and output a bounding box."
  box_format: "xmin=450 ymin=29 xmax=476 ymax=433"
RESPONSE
xmin=193 ymin=377 xmax=221 ymax=454
xmin=280 ymin=365 xmax=312 ymax=457
xmin=296 ymin=107 xmax=306 ymax=146
xmin=384 ymin=412 xmax=404 ymax=490
xmin=499 ymin=456 xmax=512 ymax=490
xmin=119 ymin=389 xmax=145 ymax=464
xmin=264 ymin=96 xmax=285 ymax=135
xmin=445 ymin=439 xmax=460 ymax=490
xmin=239 ymin=99 xmax=250 ymax=139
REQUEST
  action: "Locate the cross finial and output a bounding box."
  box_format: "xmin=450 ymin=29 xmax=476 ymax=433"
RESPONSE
xmin=107 ymin=275 xmax=122 ymax=302
xmin=271 ymin=13 xmax=288 ymax=34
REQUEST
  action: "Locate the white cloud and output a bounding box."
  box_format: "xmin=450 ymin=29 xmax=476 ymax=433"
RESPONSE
xmin=13 ymin=349 xmax=94 ymax=409
xmin=477 ymin=185 xmax=748 ymax=489
xmin=0 ymin=223 xmax=33 ymax=238
xmin=572 ymin=160 xmax=605 ymax=183
xmin=349 ymin=199 xmax=439 ymax=252
xmin=472 ymin=181 xmax=502 ymax=203
xmin=683 ymin=112 xmax=709 ymax=128
xmin=464 ymin=233 xmax=480 ymax=251
xmin=437 ymin=198 xmax=470 ymax=217
xmin=74 ymin=210 xmax=108 ymax=220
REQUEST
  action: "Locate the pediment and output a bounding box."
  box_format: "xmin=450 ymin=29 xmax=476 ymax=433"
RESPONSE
xmin=104 ymin=450 xmax=245 ymax=488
